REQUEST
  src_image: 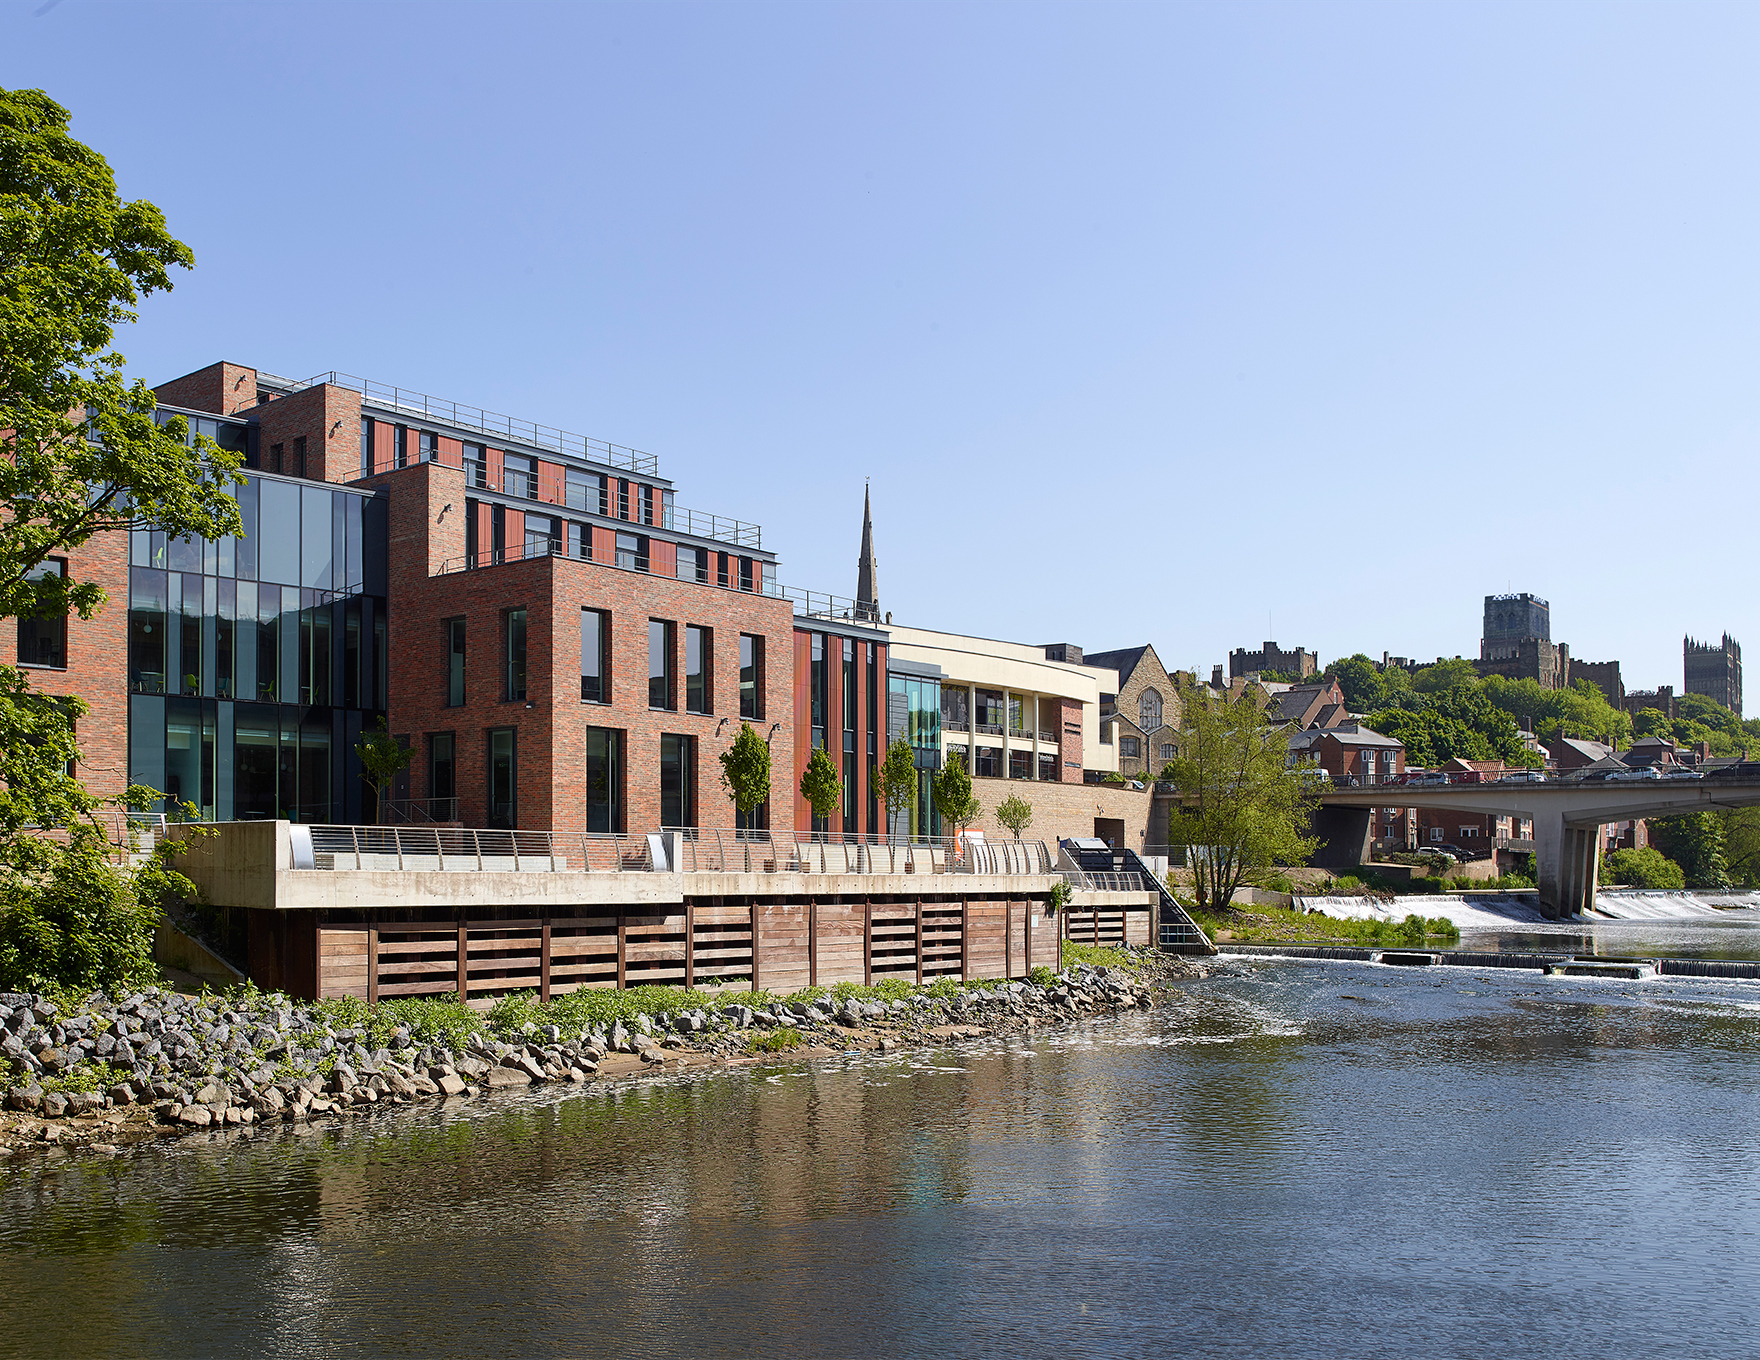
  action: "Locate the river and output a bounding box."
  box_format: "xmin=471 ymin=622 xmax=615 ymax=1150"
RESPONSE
xmin=1 ymin=941 xmax=1757 ymax=1358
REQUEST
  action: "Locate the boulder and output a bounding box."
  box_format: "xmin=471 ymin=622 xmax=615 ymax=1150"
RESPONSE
xmin=484 ymin=1066 xmax=532 ymax=1089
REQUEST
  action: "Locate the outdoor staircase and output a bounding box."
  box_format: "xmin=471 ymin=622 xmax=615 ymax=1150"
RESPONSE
xmin=1060 ymin=839 xmax=1215 ymax=954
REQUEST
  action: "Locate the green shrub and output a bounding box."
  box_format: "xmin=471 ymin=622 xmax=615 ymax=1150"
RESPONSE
xmin=1602 ymin=846 xmax=1686 ymax=890
xmin=1027 ymin=965 xmax=1056 ymax=988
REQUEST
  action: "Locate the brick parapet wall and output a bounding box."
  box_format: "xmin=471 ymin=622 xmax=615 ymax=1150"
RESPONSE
xmin=154 ymin=362 xmax=258 ymax=417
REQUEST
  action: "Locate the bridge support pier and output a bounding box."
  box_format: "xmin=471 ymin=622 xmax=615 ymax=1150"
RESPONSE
xmin=1535 ymin=816 xmax=1600 ymax=919
xmin=1308 ymin=806 xmax=1374 ymax=869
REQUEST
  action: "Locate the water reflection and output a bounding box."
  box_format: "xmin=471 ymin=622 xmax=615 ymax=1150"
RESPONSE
xmin=1 ymin=961 xmax=1758 ymax=1357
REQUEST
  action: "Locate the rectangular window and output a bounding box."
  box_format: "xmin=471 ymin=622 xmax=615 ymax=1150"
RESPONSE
xmin=941 ymin=688 xmax=970 ymax=731
xmin=580 ymin=607 xmax=609 ymax=703
xmin=525 ymin=515 xmax=559 ymax=558
xmin=1037 ymin=752 xmax=1058 ymax=782
xmin=738 ymin=557 xmax=753 ymax=592
xmin=360 ymin=417 xmax=373 ymax=476
xmin=681 ymin=545 xmax=708 ymax=583
xmin=844 ymin=751 xmax=856 ymax=827
xmin=662 ymin=489 xmax=675 ymax=529
xmin=291 ymin=435 xmax=307 ymax=479
xmin=976 ymin=689 xmax=1005 ymax=734
xmin=394 ymin=426 xmax=409 ymax=469
xmin=1160 ymin=742 xmax=1174 ymax=762
xmin=488 ymin=728 xmax=516 ymax=829
xmin=564 ymin=468 xmax=594 ymax=512
xmin=685 ymin=624 xmax=710 ymax=713
xmin=502 ymin=453 xmax=537 ymax=500
xmin=428 ymin=732 xmax=456 ymax=819
xmin=1010 ymin=749 xmax=1033 ymax=780
xmin=615 ymin=533 xmax=646 ymax=572
xmin=810 ymin=632 xmax=826 ymax=750
xmin=491 ymin=504 xmax=506 ymax=564
xmin=584 ymin=727 xmax=621 ymax=832
xmin=568 ymin=522 xmax=591 ymax=560
xmin=18 ymin=559 xmax=67 ymax=668
xmin=1008 ymin=694 xmax=1029 ymax=737
xmin=946 ymin=743 xmax=970 ymax=770
xmin=445 ymin=617 xmax=466 ymax=706
xmin=640 ymin=485 xmax=654 ymax=525
xmin=270 ymin=442 xmax=283 ymax=475
xmin=617 ymin=480 xmax=630 ymax=520
xmin=649 ymin=618 xmax=674 ymax=710
xmin=1120 ymin=736 xmax=1140 ymax=758
xmin=843 ymin=637 xmax=857 ymax=753
xmin=418 ymin=430 xmax=437 ymax=462
xmin=1430 ymin=827 xmax=1443 ymax=843
xmin=867 ymin=643 xmax=877 ymax=756
xmin=975 ymin=746 xmax=1003 ymax=778
xmin=739 ymin=633 xmax=763 ymax=719
xmin=465 ymin=497 xmax=479 ymax=564
xmin=464 ymin=444 xmax=487 ymax=488
xmin=1100 ymin=721 xmax=1113 ymax=746
xmin=716 ymin=553 xmax=729 ymax=588
xmin=660 ymin=733 xmax=695 ymax=828
xmin=505 ymin=608 xmax=527 ymax=701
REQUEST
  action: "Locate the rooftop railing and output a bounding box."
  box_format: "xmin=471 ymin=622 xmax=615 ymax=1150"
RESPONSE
xmin=302 ymin=825 xmax=655 ymax=872
xmin=293 ymin=372 xmax=661 ymax=476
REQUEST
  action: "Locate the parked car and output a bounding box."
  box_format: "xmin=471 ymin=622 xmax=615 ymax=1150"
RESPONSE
xmin=1607 ymin=766 xmax=1662 ymax=781
xmin=1502 ymin=770 xmax=1546 ymax=783
xmin=1661 ymin=767 xmax=1703 ymax=780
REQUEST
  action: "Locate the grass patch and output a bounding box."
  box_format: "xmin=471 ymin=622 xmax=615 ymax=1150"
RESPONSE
xmin=1191 ymin=905 xmax=1460 ymax=947
xmin=746 ymin=1028 xmax=805 ymax=1054
xmin=1061 ymin=942 xmax=1137 ymax=973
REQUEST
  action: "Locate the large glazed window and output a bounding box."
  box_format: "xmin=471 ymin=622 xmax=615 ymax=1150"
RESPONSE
xmin=649 ymin=619 xmax=674 ymax=710
xmin=685 ymin=625 xmax=710 ymax=714
xmin=446 ymin=618 xmax=466 ymax=706
xmin=1140 ymin=688 xmax=1163 ymax=730
xmin=739 ymin=634 xmax=763 ymax=719
xmin=584 ymin=727 xmax=621 ymax=832
xmin=660 ymin=733 xmax=695 ymax=828
xmin=504 ymin=609 xmax=528 ymax=701
xmin=18 ymin=559 xmax=67 ymax=669
xmin=581 ymin=608 xmax=609 ymax=703
xmin=488 ymin=728 xmax=516 ymax=828
xmin=429 ymin=732 xmax=457 ymax=819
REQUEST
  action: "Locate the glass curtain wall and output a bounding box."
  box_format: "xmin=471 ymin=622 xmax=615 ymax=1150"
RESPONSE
xmin=886 ymin=674 xmax=941 ymax=838
xmin=128 ymin=469 xmax=389 ymax=823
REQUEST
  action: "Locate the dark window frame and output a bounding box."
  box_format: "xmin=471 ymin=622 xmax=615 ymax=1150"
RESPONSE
xmin=581 ymin=607 xmax=610 ymax=704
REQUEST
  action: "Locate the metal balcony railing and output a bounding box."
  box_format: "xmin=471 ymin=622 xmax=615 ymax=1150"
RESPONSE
xmin=1057 ymin=869 xmax=1147 ymax=893
xmin=295 ymin=371 xmax=661 ymax=476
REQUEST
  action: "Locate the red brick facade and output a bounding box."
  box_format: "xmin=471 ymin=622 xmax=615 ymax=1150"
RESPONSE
xmin=153 ymin=361 xmax=259 ymax=417
xmin=367 ymin=460 xmax=799 ymax=833
xmin=20 ymin=529 xmax=131 ymax=800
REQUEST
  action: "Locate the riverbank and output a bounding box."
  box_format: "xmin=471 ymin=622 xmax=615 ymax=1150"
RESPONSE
xmin=0 ymin=951 xmax=1199 ymax=1164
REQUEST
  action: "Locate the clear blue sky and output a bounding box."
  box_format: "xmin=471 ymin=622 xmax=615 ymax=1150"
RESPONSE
xmin=7 ymin=1 xmax=1758 ymax=698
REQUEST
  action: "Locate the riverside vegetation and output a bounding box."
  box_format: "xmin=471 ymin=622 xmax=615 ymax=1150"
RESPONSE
xmin=0 ymin=954 xmax=1185 ymax=1162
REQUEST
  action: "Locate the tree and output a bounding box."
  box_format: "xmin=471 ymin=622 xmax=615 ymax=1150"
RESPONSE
xmin=1328 ymin=654 xmax=1410 ymax=713
xmin=0 ymin=89 xmax=243 ymax=987
xmin=797 ymin=744 xmax=841 ymax=836
xmin=1601 ymin=846 xmax=1685 ymax=890
xmin=872 ymin=737 xmax=918 ymax=838
xmin=1646 ymin=813 xmax=1731 ymax=889
xmin=355 ymin=718 xmax=414 ymax=824
xmin=1166 ymin=684 xmax=1319 ymax=914
xmin=931 ymin=754 xmax=980 ymax=838
xmin=1719 ymin=807 xmax=1760 ymax=888
xmin=719 ymin=722 xmax=773 ymax=832
xmin=995 ymin=792 xmax=1034 ymax=840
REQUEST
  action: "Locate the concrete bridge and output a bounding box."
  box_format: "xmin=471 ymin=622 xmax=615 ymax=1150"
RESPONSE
xmin=1315 ymin=774 xmax=1760 ymax=917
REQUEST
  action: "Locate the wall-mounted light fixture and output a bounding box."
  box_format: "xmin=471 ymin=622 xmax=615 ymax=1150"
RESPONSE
xmin=330 ymin=419 xmax=344 ymax=438
xmin=766 ymin=722 xmax=783 ymax=744
xmin=716 ymin=717 xmax=729 ymax=735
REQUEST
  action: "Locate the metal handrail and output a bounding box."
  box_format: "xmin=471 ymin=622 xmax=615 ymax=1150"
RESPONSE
xmin=667 ymin=828 xmax=1053 ymax=876
xmin=1058 ymin=869 xmax=1148 ymax=893
xmin=295 ymin=371 xmax=662 ymax=476
xmin=302 ymin=825 xmax=652 ymax=872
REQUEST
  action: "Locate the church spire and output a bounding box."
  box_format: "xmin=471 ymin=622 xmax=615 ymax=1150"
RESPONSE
xmin=856 ymin=481 xmax=879 ymax=623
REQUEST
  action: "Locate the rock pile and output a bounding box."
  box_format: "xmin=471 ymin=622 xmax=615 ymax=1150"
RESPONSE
xmin=0 ymin=961 xmax=1159 ymax=1158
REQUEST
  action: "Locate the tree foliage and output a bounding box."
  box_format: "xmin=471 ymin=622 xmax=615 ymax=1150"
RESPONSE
xmin=931 ymin=755 xmax=980 ymax=836
xmin=0 ymin=89 xmax=243 ymax=987
xmin=994 ymin=792 xmax=1034 ymax=840
xmin=354 ymin=717 xmax=414 ymax=824
xmin=1167 ymin=684 xmax=1318 ymax=914
xmin=719 ymin=722 xmax=773 ymax=825
xmin=872 ymin=738 xmax=918 ymax=837
xmin=797 ymin=744 xmax=842 ymax=828
xmin=1601 ymin=846 xmax=1686 ymax=891
xmin=1645 ymin=812 xmax=1730 ymax=889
